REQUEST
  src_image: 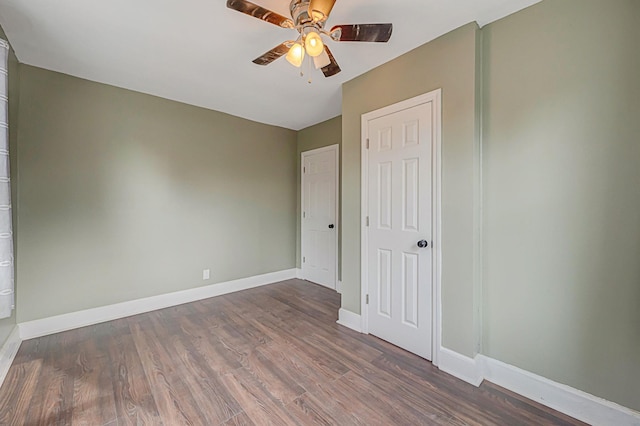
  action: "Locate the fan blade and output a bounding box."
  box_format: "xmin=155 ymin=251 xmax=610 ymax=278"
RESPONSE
xmin=330 ymin=23 xmax=393 ymax=42
xmin=252 ymin=42 xmax=293 ymax=65
xmin=308 ymin=0 xmax=337 ymax=21
xmin=226 ymin=0 xmax=294 ymax=29
xmin=320 ymin=45 xmax=341 ymax=77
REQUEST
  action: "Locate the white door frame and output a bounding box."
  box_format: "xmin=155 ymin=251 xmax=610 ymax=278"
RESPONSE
xmin=360 ymin=90 xmax=442 ymax=366
xmin=301 ymin=144 xmax=340 ymax=290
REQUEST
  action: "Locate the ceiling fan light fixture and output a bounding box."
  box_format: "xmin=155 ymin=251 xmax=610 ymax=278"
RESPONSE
xmin=286 ymin=42 xmax=305 ymax=67
xmin=313 ymin=48 xmax=331 ymax=69
xmin=304 ymin=31 xmax=324 ymax=57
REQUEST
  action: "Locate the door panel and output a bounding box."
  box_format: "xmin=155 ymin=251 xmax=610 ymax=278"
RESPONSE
xmin=403 ymin=158 xmax=419 ymax=232
xmin=377 ymin=248 xmax=392 ymax=317
xmin=378 ymin=162 xmax=392 ymax=229
xmin=402 ymin=251 xmax=419 ymax=327
xmin=366 ymin=102 xmax=433 ymax=359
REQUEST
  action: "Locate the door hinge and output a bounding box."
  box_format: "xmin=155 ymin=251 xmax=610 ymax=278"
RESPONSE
xmin=366 ymin=216 xmax=369 ymax=227
xmin=303 ymin=257 xmax=306 ymax=263
xmin=366 ymin=294 xmax=369 ymax=305
xmin=303 ymin=166 xmax=306 ymax=173
xmin=366 ymin=138 xmax=370 ymax=149
xmin=303 ymin=211 xmax=306 ymax=218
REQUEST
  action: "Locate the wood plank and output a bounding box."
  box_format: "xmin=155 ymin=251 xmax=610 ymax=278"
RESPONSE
xmin=219 ymin=368 xmax=299 ymax=426
xmin=154 ymin=319 xmax=244 ymax=424
xmin=176 ymin=314 xmax=245 ymax=375
xmin=240 ymin=346 xmax=307 ymax=405
xmin=71 ymin=338 xmax=118 ymax=425
xmin=12 ymin=336 xmax=50 ymax=365
xmin=223 ymin=411 xmax=256 ymax=426
xmin=105 ymin=331 xmax=163 ymax=425
xmin=287 ymin=385 xmax=366 ymax=426
xmin=129 ymin=321 xmax=210 ymax=424
xmin=0 ymin=359 xmax=42 ymax=424
xmin=23 ymin=332 xmax=78 ymax=424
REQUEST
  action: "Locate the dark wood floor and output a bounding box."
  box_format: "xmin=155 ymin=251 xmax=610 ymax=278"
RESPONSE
xmin=0 ymin=279 xmax=584 ymax=425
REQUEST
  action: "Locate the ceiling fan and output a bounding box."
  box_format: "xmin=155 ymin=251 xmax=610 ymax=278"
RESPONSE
xmin=226 ymin=0 xmax=393 ymax=78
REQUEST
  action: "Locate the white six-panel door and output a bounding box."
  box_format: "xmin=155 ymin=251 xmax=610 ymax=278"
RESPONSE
xmin=302 ymin=145 xmax=338 ymax=289
xmin=364 ymin=97 xmax=438 ymax=360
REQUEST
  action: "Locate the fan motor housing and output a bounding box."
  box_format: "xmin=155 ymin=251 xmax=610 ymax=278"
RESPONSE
xmin=289 ymin=0 xmax=314 ymax=27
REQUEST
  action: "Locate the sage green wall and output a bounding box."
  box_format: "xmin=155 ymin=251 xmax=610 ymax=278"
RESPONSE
xmin=295 ymin=116 xmax=342 ymax=272
xmin=0 ymin=25 xmax=18 ymax=345
xmin=342 ymin=23 xmax=480 ymax=357
xmin=482 ymin=0 xmax=640 ymax=411
xmin=16 ymin=65 xmax=297 ymax=322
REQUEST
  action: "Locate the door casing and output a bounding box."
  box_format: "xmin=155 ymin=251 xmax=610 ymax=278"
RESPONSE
xmin=360 ymin=90 xmax=442 ymax=366
xmin=301 ymin=144 xmax=339 ymax=289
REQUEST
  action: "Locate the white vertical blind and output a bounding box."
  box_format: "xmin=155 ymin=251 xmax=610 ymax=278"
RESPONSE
xmin=0 ymin=39 xmax=14 ymax=319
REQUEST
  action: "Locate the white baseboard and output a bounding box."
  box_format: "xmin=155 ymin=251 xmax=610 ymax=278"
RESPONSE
xmin=437 ymin=347 xmax=640 ymax=426
xmin=296 ymin=268 xmax=303 ymax=279
xmin=438 ymin=347 xmax=483 ymax=386
xmin=336 ymin=280 xmax=343 ymax=294
xmin=336 ymin=308 xmax=362 ymax=332
xmin=479 ymin=355 xmax=640 ymax=426
xmin=19 ymin=268 xmax=297 ymax=340
xmin=0 ymin=326 xmax=21 ymax=388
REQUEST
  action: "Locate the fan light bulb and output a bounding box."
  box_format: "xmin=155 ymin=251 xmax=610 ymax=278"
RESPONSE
xmin=304 ymin=31 xmax=324 ymax=57
xmin=310 ymin=10 xmax=325 ymax=22
xmin=286 ymin=42 xmax=305 ymax=68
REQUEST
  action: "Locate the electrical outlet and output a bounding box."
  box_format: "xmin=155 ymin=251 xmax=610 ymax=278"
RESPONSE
xmin=203 ymin=269 xmax=210 ymax=280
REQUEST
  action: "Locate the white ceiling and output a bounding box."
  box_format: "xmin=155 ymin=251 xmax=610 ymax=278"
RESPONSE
xmin=0 ymin=0 xmax=539 ymax=130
